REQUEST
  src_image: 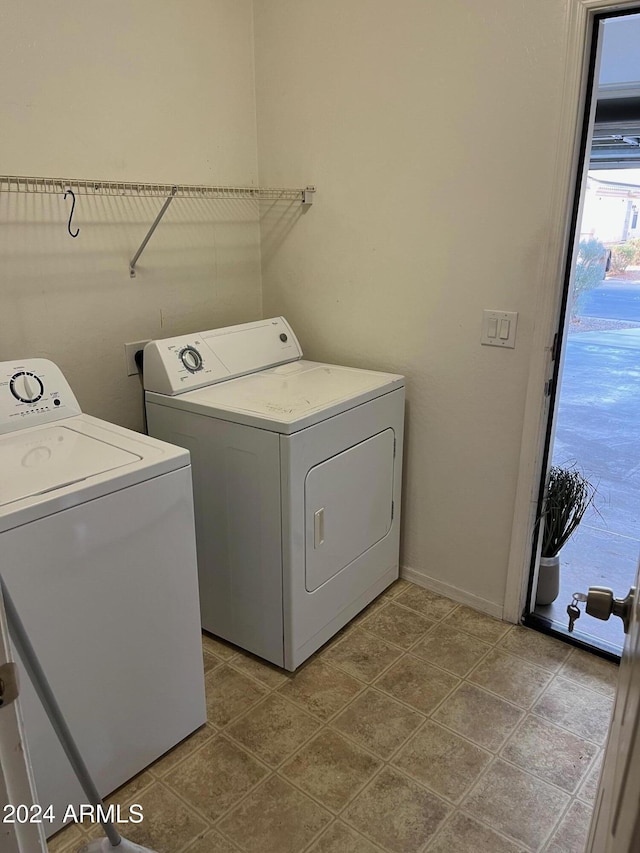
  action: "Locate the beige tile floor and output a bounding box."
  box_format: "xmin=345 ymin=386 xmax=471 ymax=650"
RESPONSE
xmin=47 ymin=580 xmax=618 ymax=853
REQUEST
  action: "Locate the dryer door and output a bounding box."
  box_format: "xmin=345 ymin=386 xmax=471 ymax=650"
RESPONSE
xmin=305 ymin=429 xmax=395 ymax=592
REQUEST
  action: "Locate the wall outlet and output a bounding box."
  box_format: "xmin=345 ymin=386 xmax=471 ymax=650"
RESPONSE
xmin=124 ymin=340 xmax=150 ymax=376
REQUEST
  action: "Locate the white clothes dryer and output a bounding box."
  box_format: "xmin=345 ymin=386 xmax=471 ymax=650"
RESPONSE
xmin=0 ymin=359 xmax=205 ymax=837
xmin=144 ymin=317 xmax=405 ymax=670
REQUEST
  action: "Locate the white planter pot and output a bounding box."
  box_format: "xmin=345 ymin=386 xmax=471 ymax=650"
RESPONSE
xmin=536 ymin=555 xmax=560 ymax=606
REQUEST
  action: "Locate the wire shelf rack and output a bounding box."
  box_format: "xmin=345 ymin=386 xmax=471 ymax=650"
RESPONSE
xmin=0 ymin=174 xmax=315 ymax=276
xmin=0 ymin=174 xmax=314 ymax=202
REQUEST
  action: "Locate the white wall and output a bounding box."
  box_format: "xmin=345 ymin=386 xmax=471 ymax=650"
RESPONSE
xmin=253 ymin=0 xmax=568 ymax=614
xmin=0 ymin=0 xmax=262 ymax=431
xmin=0 ymin=0 xmax=592 ymax=617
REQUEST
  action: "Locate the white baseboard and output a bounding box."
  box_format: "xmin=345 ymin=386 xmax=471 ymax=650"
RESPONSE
xmin=400 ymin=564 xmax=507 ymax=622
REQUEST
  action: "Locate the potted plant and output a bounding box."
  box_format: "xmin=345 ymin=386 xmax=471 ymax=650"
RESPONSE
xmin=535 ymin=465 xmax=597 ymax=605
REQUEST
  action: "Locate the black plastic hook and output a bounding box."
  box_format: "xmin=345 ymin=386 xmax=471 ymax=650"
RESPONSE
xmin=64 ymin=188 xmax=80 ymax=238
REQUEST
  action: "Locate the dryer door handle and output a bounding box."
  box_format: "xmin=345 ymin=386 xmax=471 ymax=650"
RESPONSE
xmin=314 ymin=508 xmax=325 ymax=548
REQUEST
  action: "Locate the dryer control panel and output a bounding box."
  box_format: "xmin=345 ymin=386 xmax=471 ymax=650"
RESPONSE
xmin=143 ymin=317 xmax=303 ymax=396
xmin=0 ymin=359 xmax=81 ymax=435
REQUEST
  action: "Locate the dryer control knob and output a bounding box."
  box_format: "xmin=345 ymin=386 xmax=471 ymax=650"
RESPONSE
xmin=179 ymin=347 xmax=203 ymax=373
xmin=10 ymin=371 xmax=44 ymax=404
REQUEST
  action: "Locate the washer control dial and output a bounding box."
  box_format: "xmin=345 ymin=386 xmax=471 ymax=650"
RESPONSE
xmin=10 ymin=371 xmax=44 ymax=404
xmin=179 ymin=346 xmax=203 ymax=373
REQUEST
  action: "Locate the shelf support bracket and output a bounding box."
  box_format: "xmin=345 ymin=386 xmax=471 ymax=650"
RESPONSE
xmin=129 ymin=186 xmax=177 ymax=278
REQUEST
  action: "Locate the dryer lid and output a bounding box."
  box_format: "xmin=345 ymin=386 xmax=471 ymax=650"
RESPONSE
xmin=187 ymin=360 xmax=403 ymax=426
xmin=0 ymin=425 xmax=141 ymax=507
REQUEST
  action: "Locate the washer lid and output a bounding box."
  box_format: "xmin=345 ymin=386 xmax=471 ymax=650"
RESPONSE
xmin=159 ymin=360 xmax=405 ymax=432
xmin=0 ymin=425 xmax=141 ymax=507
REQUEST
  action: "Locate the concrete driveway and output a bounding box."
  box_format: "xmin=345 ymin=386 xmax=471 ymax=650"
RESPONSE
xmin=579 ymin=278 xmax=640 ymax=322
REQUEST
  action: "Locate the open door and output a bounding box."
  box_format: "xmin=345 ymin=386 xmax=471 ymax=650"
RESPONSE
xmin=587 ymin=559 xmax=640 ymax=850
xmin=525 ymin=12 xmax=640 ymax=657
xmin=0 ymin=582 xmax=47 ymax=853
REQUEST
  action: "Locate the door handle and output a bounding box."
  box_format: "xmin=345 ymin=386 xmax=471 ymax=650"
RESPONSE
xmin=586 ymin=586 xmax=636 ymax=634
xmin=314 ymin=508 xmax=325 ymax=548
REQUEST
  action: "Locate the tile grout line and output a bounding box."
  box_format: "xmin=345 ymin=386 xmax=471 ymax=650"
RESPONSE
xmin=321 ymin=634 xmax=528 ymax=845
xmin=333 ymin=762 xmax=450 ymax=851
xmin=208 ymin=768 xmax=333 ymax=851
xmin=424 ymin=672 xmax=529 ymax=725
xmin=299 ymin=820 xmax=390 ymax=853
xmin=576 ymin=747 xmax=604 ymax=803
xmin=455 ymin=754 xmax=564 ymax=853
xmin=385 ymin=729 xmax=494 ymax=809
xmin=526 ymin=683 xmax=613 ymax=747
xmin=464 ymin=642 xmax=565 ymax=681
xmin=419 ymin=806 xmax=531 ymax=853
xmin=546 ymin=669 xmax=618 ymax=702
xmin=491 ymin=750 xmax=596 ymax=801
xmin=273 ymin=663 xmax=371 ymax=723
xmin=360 ymin=615 xmax=498 ymax=679
xmin=157 ymin=740 xmax=274 ymax=841
xmin=195 ymin=609 xmax=606 ymax=850
xmin=496 ymin=711 xmax=603 ymax=793
xmin=206 ymin=608 xmax=607 ymax=851
xmin=50 ymin=581 xmax=615 ymax=853
xmin=368 ymin=597 xmax=511 ymax=648
xmin=257 ymin=651 xmax=465 ymax=847
xmin=536 ymin=790 xmax=579 ymax=853
xmin=198 ymin=675 xmax=600 ymax=853
xmin=81 ymin=778 xmax=215 ymax=851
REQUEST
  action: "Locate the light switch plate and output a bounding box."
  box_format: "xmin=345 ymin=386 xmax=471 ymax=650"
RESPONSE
xmin=481 ymin=310 xmax=518 ymax=348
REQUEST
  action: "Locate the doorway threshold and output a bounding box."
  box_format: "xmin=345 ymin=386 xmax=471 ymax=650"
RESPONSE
xmin=524 ymin=610 xmax=621 ymax=662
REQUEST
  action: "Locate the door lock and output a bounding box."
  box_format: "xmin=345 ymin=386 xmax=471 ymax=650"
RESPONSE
xmin=586 ymin=586 xmax=636 ymax=634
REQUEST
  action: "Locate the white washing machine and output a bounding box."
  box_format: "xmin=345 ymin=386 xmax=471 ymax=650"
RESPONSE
xmin=0 ymin=359 xmax=206 ymax=837
xmin=144 ymin=317 xmax=405 ymax=670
